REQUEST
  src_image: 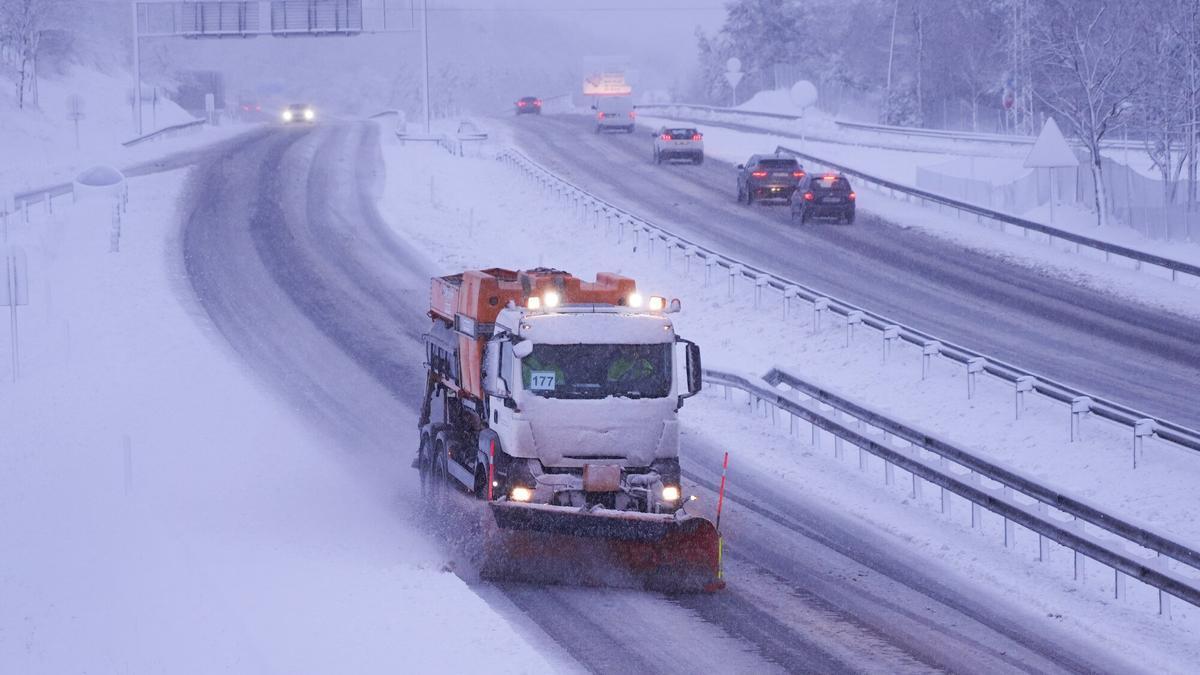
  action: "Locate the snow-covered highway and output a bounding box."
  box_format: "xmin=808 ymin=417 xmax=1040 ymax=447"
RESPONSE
xmin=177 ymin=120 xmax=1141 ymax=673
xmin=503 ymin=114 xmax=1200 ymax=430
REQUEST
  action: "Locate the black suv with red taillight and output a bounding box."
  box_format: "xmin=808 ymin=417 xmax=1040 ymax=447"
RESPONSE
xmin=792 ymin=172 xmax=856 ymax=224
xmin=515 ymin=96 xmax=542 ymax=114
xmin=736 ymin=154 xmax=806 ymax=205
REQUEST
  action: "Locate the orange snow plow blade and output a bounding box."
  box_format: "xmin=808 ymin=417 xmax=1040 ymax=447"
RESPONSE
xmin=482 ymin=502 xmax=724 ymax=593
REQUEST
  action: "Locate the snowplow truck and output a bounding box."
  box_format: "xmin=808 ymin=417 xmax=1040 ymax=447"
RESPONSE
xmin=418 ymin=268 xmax=723 ymax=592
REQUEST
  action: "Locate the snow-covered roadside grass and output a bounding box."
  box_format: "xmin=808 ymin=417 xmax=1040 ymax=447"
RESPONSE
xmin=0 ymin=168 xmax=565 ymax=673
xmin=376 ymin=138 xmax=1199 ymax=672
xmin=639 ymin=114 xmax=1200 ymax=321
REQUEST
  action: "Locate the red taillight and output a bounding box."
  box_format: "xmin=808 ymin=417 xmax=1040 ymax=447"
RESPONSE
xmin=660 ymin=133 xmax=672 ymax=141
xmin=534 ymin=99 xmax=542 ymax=106
xmin=629 ymin=110 xmax=637 ymax=118
xmin=751 ymin=170 xmax=768 ymax=178
xmin=793 ymin=170 xmax=806 ymax=179
xmin=255 ymin=105 xmax=261 ymax=111
xmin=597 ymin=112 xmax=605 ymax=119
xmin=849 ymin=192 xmax=856 ymax=201
xmin=804 ymin=192 xmax=814 ymax=201
xmin=518 ymin=101 xmax=526 ymax=106
xmin=692 ymin=133 xmax=702 ymax=141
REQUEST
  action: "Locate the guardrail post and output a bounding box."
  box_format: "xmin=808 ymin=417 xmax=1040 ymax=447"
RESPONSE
xmin=970 ymin=472 xmax=981 ymax=528
xmin=1114 ymin=569 xmax=1127 ymax=600
xmin=966 ymin=357 xmax=985 ymax=399
xmin=1070 ymin=396 xmax=1092 ymax=442
xmin=662 ymin=239 xmax=673 ymax=270
xmin=704 ymin=258 xmax=714 ymax=287
xmin=1014 ymin=376 xmax=1035 ymax=419
xmin=1003 ymin=485 xmax=1015 ymax=548
xmin=1133 ymin=418 xmax=1155 ymax=468
xmin=23 ymin=200 xmax=30 ymax=224
xmin=812 ymin=297 xmax=829 ymax=332
xmin=727 ymin=265 xmax=742 ymax=300
xmin=1073 ymin=519 xmax=1086 ymax=581
xmin=882 ymin=325 xmax=900 ymax=363
xmin=789 ymin=411 xmax=798 ymax=436
xmin=1036 ymin=501 xmax=1048 ymax=561
xmin=630 ymin=224 xmax=639 ymax=252
xmin=811 ymin=412 xmax=821 ymax=450
xmin=647 ymin=230 xmax=656 ymax=258
xmin=683 ymin=247 xmax=694 ymax=277
xmin=919 ymin=340 xmax=939 ymax=378
xmin=754 ymin=276 xmax=767 ymax=309
xmin=1158 ymin=553 xmax=1172 ymax=619
xmin=845 ymin=310 xmax=863 ymax=346
xmin=939 ymin=457 xmax=951 ymax=515
xmin=911 ymin=468 xmax=922 ymax=501
xmin=884 ymin=457 xmax=894 ymax=485
xmin=832 ymin=410 xmax=843 ymax=458
xmin=782 ymin=286 xmax=797 ymax=320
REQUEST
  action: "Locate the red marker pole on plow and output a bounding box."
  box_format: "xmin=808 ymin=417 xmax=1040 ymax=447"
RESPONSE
xmin=715 ymin=452 xmax=729 ymax=529
xmin=715 ymin=452 xmax=730 ymax=584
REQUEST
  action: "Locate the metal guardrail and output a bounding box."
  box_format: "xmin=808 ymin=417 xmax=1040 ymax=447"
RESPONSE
xmin=497 ymin=147 xmax=1200 ymax=462
xmin=703 ymin=367 xmax=1199 ymax=615
xmin=121 ymin=118 xmax=207 ymax=148
xmin=636 ymin=102 xmax=1149 ymax=151
xmin=771 ymin=143 xmax=1200 ymax=284
xmin=634 ymin=105 xmax=1198 ymax=282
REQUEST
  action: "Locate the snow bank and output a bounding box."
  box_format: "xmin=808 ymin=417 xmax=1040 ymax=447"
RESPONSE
xmin=0 ymin=168 xmax=564 ymax=673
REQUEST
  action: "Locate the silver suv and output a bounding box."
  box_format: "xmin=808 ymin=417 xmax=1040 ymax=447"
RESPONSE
xmin=651 ymin=127 xmax=704 ymax=165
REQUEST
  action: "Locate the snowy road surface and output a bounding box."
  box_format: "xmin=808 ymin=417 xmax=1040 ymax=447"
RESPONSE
xmin=503 ymin=114 xmax=1200 ymax=430
xmin=179 ymin=121 xmax=1140 ymax=673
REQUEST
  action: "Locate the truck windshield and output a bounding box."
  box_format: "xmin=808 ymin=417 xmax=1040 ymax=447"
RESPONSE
xmin=521 ymin=343 xmax=672 ymax=399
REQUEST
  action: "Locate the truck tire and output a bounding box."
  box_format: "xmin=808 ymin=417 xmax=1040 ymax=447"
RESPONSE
xmin=430 ymin=439 xmax=451 ymax=516
xmin=694 ymin=154 xmax=704 ymax=165
xmin=418 ymin=433 xmax=434 ymax=501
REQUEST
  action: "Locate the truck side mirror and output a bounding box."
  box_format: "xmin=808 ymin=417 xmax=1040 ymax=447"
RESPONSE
xmin=686 ymin=342 xmax=702 ymax=397
xmin=676 ymin=339 xmax=702 ymax=403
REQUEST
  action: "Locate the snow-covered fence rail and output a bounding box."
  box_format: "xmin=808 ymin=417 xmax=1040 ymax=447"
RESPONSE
xmin=770 ymin=143 xmax=1200 ymax=285
xmin=121 ymin=118 xmax=207 ymax=148
xmin=703 ymin=367 xmax=1200 ymax=617
xmin=497 ymin=147 xmax=1200 ymax=464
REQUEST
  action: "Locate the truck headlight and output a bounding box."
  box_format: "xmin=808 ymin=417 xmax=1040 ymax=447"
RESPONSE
xmin=510 ymin=486 xmax=533 ymax=502
xmin=282 ymin=110 xmax=293 ymax=122
xmin=661 ymin=485 xmax=680 ymax=502
xmin=304 ymin=108 xmax=314 ymax=121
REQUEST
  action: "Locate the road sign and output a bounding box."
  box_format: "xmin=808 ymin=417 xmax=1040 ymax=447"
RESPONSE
xmin=724 ymin=71 xmax=744 ymax=90
xmin=790 ymin=80 xmax=817 ymax=110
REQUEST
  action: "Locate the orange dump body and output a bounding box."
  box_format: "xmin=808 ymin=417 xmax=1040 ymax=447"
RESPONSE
xmin=429 ymin=268 xmax=637 ymax=399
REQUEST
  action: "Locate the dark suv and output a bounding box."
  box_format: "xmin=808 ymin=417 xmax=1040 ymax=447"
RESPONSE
xmin=515 ymin=96 xmax=542 ymax=115
xmin=791 ymin=173 xmax=856 ymax=224
xmin=736 ymin=154 xmax=806 ymax=204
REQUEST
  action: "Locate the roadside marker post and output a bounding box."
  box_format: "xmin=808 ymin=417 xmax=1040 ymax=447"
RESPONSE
xmin=2 ymin=247 xmax=29 ymax=382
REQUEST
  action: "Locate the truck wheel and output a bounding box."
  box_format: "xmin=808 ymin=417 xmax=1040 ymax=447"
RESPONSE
xmin=746 ymin=190 xmax=754 ymax=205
xmin=430 ymin=439 xmax=451 ymax=516
xmin=418 ymin=434 xmax=434 ymax=501
xmin=694 ymin=154 xmax=704 ymax=165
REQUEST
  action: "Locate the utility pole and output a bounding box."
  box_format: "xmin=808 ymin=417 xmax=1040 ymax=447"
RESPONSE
xmin=885 ymin=0 xmax=899 ymax=97
xmin=131 ymin=1 xmax=143 ymax=136
xmin=421 ymin=0 xmax=431 ymax=134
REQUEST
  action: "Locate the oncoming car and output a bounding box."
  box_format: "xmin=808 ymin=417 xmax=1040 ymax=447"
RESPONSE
xmin=281 ymin=103 xmax=315 ymax=124
xmin=652 ymin=127 xmax=704 ymax=164
xmin=792 ymin=173 xmax=856 ymax=224
xmin=736 ymin=154 xmax=806 ymax=204
xmin=515 ymin=96 xmax=542 ymax=115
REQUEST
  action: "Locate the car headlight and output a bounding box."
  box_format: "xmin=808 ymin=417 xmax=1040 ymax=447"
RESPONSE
xmin=661 ymin=485 xmax=680 ymax=502
xmin=282 ymin=110 xmax=293 ymax=122
xmin=303 ymin=108 xmax=314 ymax=121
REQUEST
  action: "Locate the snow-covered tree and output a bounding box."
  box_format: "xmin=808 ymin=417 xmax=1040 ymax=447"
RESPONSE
xmin=1 ymin=0 xmax=52 ymax=108
xmin=1033 ymin=0 xmax=1144 ymax=226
